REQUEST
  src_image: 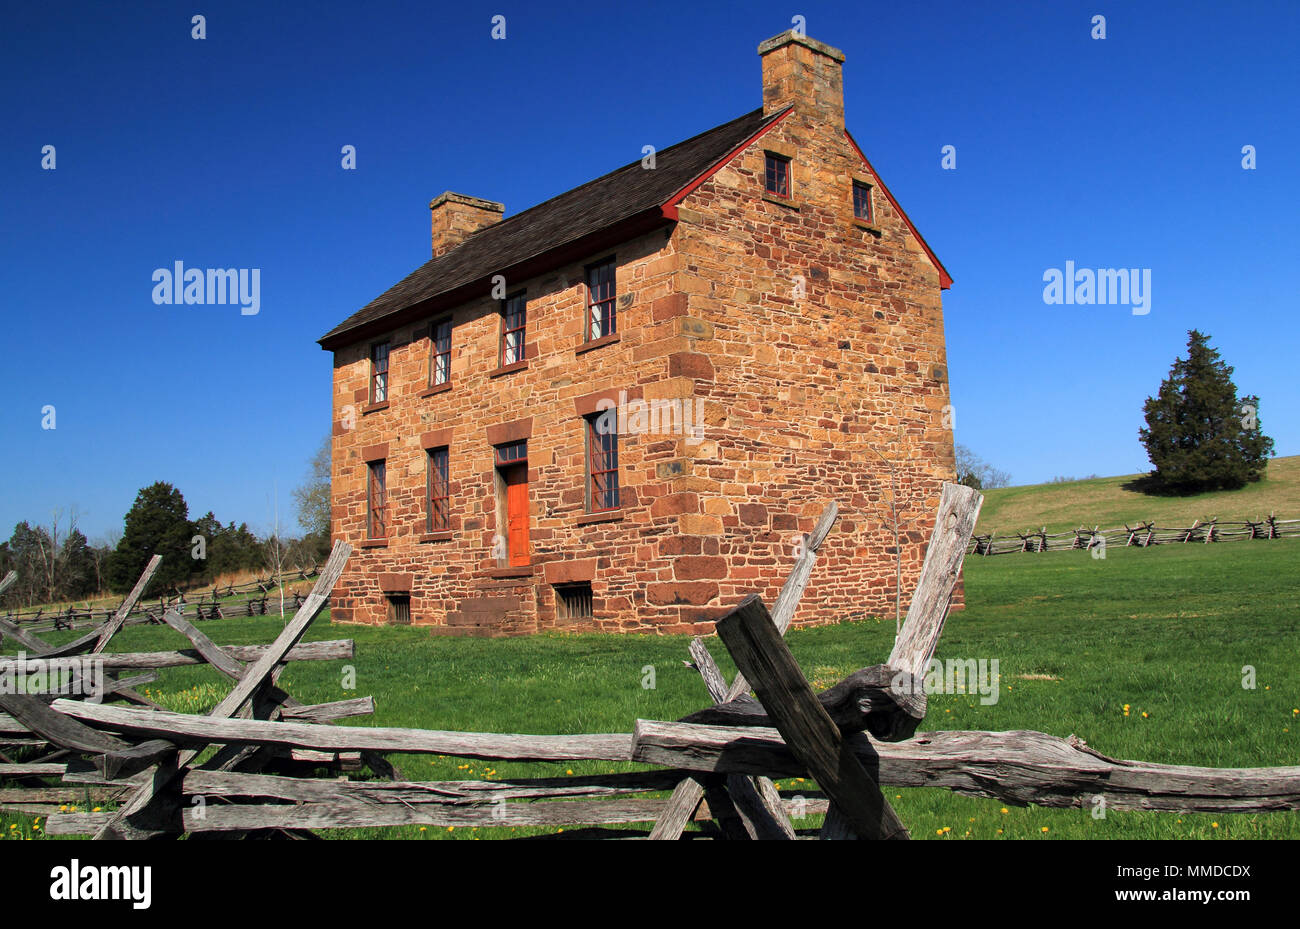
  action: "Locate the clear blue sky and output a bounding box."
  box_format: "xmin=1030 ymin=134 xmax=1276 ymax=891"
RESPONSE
xmin=2 ymin=0 xmax=1296 ymax=543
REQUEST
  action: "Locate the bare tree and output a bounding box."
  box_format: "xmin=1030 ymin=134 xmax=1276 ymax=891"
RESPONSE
xmin=264 ymin=481 xmax=288 ymax=620
xmin=955 ymin=444 xmax=1012 ymax=490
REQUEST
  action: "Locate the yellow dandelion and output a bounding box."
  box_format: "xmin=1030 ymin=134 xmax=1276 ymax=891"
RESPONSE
xmin=566 ymin=769 xmax=573 ymax=776
xmin=1211 ymin=822 xmax=1219 ymax=829
xmin=1000 ymin=807 xmax=1009 ymax=814
xmin=447 ymin=826 xmax=454 ymax=832
xmin=419 ymin=827 xmax=427 ymax=832
xmin=935 ymin=829 xmax=944 ymax=835
xmin=1041 ymin=826 xmax=1049 ymax=833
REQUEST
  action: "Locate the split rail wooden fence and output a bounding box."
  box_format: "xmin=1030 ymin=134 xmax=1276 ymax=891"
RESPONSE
xmin=3 ymin=486 xmax=1297 ymax=839
xmin=0 ymin=566 xmax=319 ymax=634
xmin=970 ymin=515 xmax=1300 ymax=557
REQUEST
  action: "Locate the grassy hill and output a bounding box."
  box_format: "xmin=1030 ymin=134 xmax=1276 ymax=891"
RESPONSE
xmin=977 ymin=455 xmax=1299 ymax=534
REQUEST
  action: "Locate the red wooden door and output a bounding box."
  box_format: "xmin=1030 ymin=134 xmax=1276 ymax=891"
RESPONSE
xmin=504 ymin=465 xmax=530 ymax=566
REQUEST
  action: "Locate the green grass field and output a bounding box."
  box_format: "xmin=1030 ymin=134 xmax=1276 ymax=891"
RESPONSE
xmin=979 ymin=455 xmax=1299 ymax=534
xmin=4 ymin=536 xmax=1297 ymax=841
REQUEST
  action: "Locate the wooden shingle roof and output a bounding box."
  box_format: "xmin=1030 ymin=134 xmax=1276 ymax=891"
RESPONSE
xmin=319 ymin=107 xmax=788 ymax=349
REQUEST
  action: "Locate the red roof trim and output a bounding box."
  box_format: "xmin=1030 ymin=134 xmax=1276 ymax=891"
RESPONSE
xmin=661 ymin=107 xmax=795 ymax=220
xmin=844 ymin=129 xmax=952 ymax=290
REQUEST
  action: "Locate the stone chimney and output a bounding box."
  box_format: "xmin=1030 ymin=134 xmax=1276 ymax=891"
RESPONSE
xmin=758 ymin=31 xmax=846 ymax=130
xmin=429 ymin=191 xmax=504 ymax=258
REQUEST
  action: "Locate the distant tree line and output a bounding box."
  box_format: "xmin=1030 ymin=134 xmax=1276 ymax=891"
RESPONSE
xmin=0 ymin=437 xmax=331 ymax=610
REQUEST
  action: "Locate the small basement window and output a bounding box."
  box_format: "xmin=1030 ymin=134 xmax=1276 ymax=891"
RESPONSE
xmin=554 ymin=582 xmax=593 ymax=622
xmin=386 ymin=593 xmax=411 ymax=625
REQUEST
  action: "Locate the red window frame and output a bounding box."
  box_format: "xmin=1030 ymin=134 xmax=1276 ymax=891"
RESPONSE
xmin=370 ymin=341 xmax=390 ymax=403
xmin=426 ymin=447 xmax=450 ymax=532
xmin=853 ymin=181 xmax=873 ymax=222
xmin=501 ymin=292 xmax=527 ymax=365
xmin=585 ymin=259 xmax=616 ymax=341
xmin=428 ymin=318 xmax=452 ymax=386
xmin=585 ymin=414 xmax=619 ymax=512
xmin=367 ymin=460 xmax=387 ymax=539
xmin=764 ymin=153 xmax=790 ymax=198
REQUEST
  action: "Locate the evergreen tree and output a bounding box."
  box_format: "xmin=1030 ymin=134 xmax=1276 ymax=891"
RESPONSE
xmin=1139 ymin=330 xmax=1273 ymax=493
xmin=109 ymin=482 xmax=196 ymax=592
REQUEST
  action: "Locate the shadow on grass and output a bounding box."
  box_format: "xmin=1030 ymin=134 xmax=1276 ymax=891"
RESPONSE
xmin=1118 ymin=474 xmax=1244 ymax=498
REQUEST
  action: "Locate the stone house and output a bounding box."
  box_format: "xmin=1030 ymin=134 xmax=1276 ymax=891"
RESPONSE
xmin=317 ymin=30 xmax=956 ymax=635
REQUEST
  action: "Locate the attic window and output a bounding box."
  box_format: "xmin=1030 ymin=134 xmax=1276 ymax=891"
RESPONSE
xmin=370 ymin=341 xmax=390 ymax=403
xmin=586 ymin=258 xmax=616 ymax=341
xmin=501 ymin=292 xmax=527 ymax=365
xmin=429 ymin=318 xmax=451 ymax=387
xmin=853 ymin=180 xmax=874 ymax=223
xmin=764 ymin=152 xmax=790 ymax=198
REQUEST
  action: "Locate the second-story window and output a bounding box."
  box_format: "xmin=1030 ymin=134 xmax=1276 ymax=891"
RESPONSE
xmin=501 ymin=293 xmax=526 ymax=366
xmin=586 ymin=258 xmax=616 ymax=341
xmin=853 ymin=180 xmax=874 ymax=223
xmin=367 ymin=459 xmax=387 ymax=539
xmin=764 ymin=152 xmax=790 ymax=198
xmin=428 ymin=318 xmax=451 ymax=386
xmin=426 ymin=446 xmax=450 ymax=532
xmin=585 ymin=413 xmax=619 ymax=512
xmin=370 ymin=341 xmax=390 ymax=403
